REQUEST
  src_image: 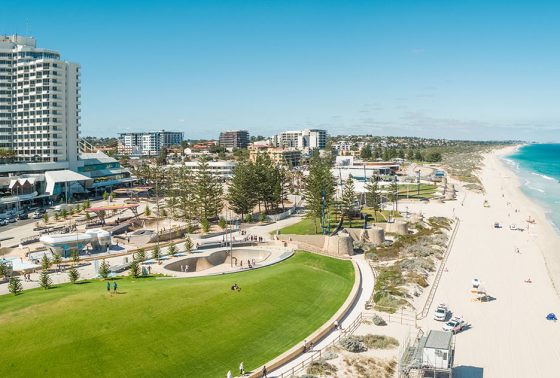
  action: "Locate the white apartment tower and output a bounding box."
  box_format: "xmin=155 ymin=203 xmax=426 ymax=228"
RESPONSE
xmin=0 ymin=35 xmax=80 ymax=167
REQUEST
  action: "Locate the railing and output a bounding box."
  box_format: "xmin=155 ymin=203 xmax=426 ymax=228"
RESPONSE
xmin=276 ymin=313 xmax=364 ymax=378
xmin=416 ymin=217 xmax=461 ymax=320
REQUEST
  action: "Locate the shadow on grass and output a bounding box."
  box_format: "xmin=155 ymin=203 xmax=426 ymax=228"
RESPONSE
xmin=75 ymin=281 xmax=92 ymax=285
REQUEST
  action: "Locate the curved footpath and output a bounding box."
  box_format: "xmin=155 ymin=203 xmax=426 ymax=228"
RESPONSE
xmin=252 ymin=253 xmax=375 ymax=378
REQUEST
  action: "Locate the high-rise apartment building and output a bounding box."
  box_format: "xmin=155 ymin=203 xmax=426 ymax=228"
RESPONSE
xmin=219 ymin=130 xmax=249 ymax=149
xmin=118 ymin=130 xmax=183 ymax=156
xmin=275 ymin=129 xmax=327 ymax=150
xmin=0 ymin=35 xmax=80 ymax=167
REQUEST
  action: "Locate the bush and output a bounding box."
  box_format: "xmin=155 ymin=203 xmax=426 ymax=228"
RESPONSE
xmin=372 ymin=314 xmax=387 ymax=326
xmin=360 ymin=334 xmax=399 ymax=349
xmin=99 ymin=260 xmax=110 ymax=279
xmin=306 ymin=361 xmax=337 ymax=376
xmin=129 ymin=259 xmax=140 ymax=278
xmin=68 ymin=266 xmax=79 ymax=283
xmin=8 ymin=275 xmax=23 ymax=295
xmin=340 ymin=336 xmax=367 ymax=353
xmin=39 ymin=270 xmax=51 ymax=289
xmin=321 ymin=351 xmax=338 ymax=360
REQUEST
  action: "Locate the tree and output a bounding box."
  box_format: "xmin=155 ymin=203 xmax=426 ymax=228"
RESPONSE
xmin=194 ymin=158 xmax=223 ymax=220
xmin=167 ymin=243 xmax=177 ymax=257
xmin=71 ymin=249 xmax=81 ymax=265
xmin=388 ymin=180 xmax=399 ymax=215
xmin=61 ymin=208 xmax=68 ymax=219
xmin=52 ymin=253 xmax=62 ymax=272
xmin=184 ymin=237 xmax=193 ymax=254
xmin=99 ymin=260 xmax=110 ymax=279
xmin=200 ymin=218 xmax=210 ymax=233
xmin=144 ymin=205 xmax=151 ymax=217
xmin=425 ymin=151 xmax=442 ymax=162
xmin=365 ymin=178 xmax=382 ymax=221
xmin=68 ymin=266 xmax=79 ymax=283
xmin=84 ymin=198 xmax=91 ymax=210
xmin=8 ymin=275 xmax=23 ymax=295
xmin=129 ymin=259 xmax=140 ymax=278
xmin=109 ymin=191 xmax=115 ymax=202
xmin=218 ymin=217 xmax=227 ymax=230
xmin=135 ymin=247 xmax=146 ymax=262
xmin=407 ymin=149 xmax=414 ymax=161
xmin=303 ymin=156 xmax=336 ymax=233
xmin=39 ymin=269 xmax=51 ymax=289
xmin=414 ymin=151 xmax=424 ymax=161
xmin=0 ymin=262 xmax=9 ymax=281
xmin=103 ymin=191 xmax=108 ymax=201
xmin=341 ymin=177 xmax=356 ymax=227
xmin=360 ymin=144 xmax=372 ymax=160
xmin=226 ymin=160 xmax=258 ymax=220
xmin=152 ymin=245 xmax=161 ymax=260
xmin=42 ymin=213 xmax=49 ymax=224
xmin=41 ymin=254 xmax=51 ymax=271
xmin=244 ymin=213 xmax=253 ymax=223
xmin=54 ymin=212 xmax=59 ymax=222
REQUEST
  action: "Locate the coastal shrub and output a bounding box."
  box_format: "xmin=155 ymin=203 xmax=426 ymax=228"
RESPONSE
xmin=360 ymin=334 xmax=399 ymax=349
xmin=340 ymin=336 xmax=367 ymax=353
xmin=372 ymin=314 xmax=387 ymax=326
xmin=306 ymin=361 xmax=337 ymax=376
xmin=321 ymin=351 xmax=338 ymax=360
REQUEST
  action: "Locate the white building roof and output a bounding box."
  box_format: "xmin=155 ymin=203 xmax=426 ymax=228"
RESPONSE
xmin=44 ymin=170 xmax=91 ymax=183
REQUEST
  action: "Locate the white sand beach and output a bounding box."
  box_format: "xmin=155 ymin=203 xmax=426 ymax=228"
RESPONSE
xmin=407 ymin=146 xmax=560 ymax=377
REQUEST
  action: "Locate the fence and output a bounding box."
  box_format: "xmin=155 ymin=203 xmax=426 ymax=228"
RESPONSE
xmin=416 ymin=217 xmax=461 ymax=320
xmin=275 ymin=313 xmax=364 ymax=378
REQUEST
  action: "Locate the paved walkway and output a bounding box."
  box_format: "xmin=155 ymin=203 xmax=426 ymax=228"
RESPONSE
xmin=267 ymin=253 xmax=375 ymax=378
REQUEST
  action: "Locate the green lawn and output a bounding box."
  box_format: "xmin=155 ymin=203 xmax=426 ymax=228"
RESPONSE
xmin=0 ymin=252 xmax=354 ymax=377
xmin=281 ymin=210 xmax=401 ymax=235
xmin=396 ymin=183 xmax=437 ymax=199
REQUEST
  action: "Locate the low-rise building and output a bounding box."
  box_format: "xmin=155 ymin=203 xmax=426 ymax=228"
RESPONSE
xmin=249 ymin=146 xmax=302 ymax=167
xmin=166 ymin=160 xmax=236 ymax=181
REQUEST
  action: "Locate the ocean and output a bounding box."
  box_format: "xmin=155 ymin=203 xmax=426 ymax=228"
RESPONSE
xmin=505 ymin=144 xmax=560 ymax=233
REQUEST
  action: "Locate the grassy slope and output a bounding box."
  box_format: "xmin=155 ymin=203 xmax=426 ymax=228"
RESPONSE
xmin=0 ymin=253 xmax=353 ymax=378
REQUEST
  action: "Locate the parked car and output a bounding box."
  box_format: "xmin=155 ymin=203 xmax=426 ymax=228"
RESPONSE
xmin=17 ymin=213 xmax=29 ymax=220
xmin=443 ymin=317 xmax=466 ymax=334
xmin=32 ymin=212 xmax=43 ymax=219
xmin=7 ymin=216 xmax=17 ymax=223
xmin=0 ymin=219 xmax=7 ymax=226
xmin=35 ymin=208 xmax=46 ymax=214
xmin=434 ymin=304 xmax=449 ymax=321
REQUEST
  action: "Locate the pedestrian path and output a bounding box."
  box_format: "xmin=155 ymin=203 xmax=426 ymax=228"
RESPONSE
xmin=267 ymin=253 xmax=375 ymax=378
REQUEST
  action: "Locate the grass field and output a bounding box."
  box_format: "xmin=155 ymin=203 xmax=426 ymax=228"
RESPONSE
xmin=0 ymin=252 xmax=354 ymax=377
xmin=280 ymin=210 xmax=401 ymax=235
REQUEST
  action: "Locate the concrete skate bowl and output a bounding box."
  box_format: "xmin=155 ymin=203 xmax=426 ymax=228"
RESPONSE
xmin=164 ymin=248 xmax=290 ymax=274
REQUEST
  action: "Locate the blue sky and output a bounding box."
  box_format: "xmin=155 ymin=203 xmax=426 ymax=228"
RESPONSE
xmin=4 ymin=0 xmax=560 ymax=141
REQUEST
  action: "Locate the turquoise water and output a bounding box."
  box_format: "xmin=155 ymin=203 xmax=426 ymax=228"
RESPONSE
xmin=505 ymin=144 xmax=560 ymax=233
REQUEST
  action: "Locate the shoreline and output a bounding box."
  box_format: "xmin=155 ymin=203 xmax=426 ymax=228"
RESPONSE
xmin=492 ymin=145 xmax=560 ymax=297
xmin=500 ymin=144 xmax=560 ymax=235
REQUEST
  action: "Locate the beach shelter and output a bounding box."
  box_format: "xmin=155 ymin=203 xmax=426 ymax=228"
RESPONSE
xmin=546 ymin=313 xmax=557 ymax=321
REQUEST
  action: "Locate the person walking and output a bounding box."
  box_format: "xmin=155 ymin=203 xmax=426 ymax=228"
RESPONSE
xmin=113 ymin=280 xmax=118 ymax=294
xmin=226 ymin=370 xmax=232 ymax=378
xmin=239 ymin=361 xmax=244 ymax=375
xmin=106 ymin=281 xmax=110 ymax=293
xmin=261 ymin=365 xmax=268 ymax=378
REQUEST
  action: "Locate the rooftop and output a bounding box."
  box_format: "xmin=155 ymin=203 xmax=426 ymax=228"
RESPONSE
xmin=424 ymin=330 xmax=452 ymax=350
